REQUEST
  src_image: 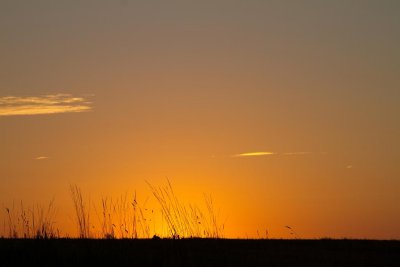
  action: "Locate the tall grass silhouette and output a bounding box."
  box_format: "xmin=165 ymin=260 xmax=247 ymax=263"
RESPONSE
xmin=70 ymin=184 xmax=91 ymax=238
xmin=2 ymin=180 xmax=223 ymax=239
xmin=94 ymin=192 xmax=151 ymax=239
xmin=147 ymin=179 xmax=224 ymax=238
xmin=3 ymin=200 xmax=58 ymax=238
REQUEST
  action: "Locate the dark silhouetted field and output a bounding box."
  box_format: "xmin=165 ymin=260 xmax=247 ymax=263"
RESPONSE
xmin=1 ymin=238 xmax=399 ymax=267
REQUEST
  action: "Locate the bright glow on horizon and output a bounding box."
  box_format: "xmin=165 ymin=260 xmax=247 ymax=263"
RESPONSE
xmin=1 ymin=1 xmax=399 ymax=240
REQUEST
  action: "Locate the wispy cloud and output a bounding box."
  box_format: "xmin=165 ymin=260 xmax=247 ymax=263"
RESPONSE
xmin=281 ymin=152 xmax=311 ymax=155
xmin=233 ymin=152 xmax=276 ymax=157
xmin=0 ymin=94 xmax=92 ymax=116
xmin=232 ymin=151 xmax=318 ymax=158
xmin=35 ymin=156 xmax=49 ymax=160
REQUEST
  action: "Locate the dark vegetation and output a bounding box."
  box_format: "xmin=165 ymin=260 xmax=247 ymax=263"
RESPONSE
xmin=0 ymin=238 xmax=399 ymax=267
xmin=2 ymin=181 xmax=399 ymax=266
xmin=3 ymin=181 xmax=223 ymax=239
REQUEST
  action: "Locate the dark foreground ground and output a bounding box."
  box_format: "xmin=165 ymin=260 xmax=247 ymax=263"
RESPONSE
xmin=1 ymin=238 xmax=399 ymax=267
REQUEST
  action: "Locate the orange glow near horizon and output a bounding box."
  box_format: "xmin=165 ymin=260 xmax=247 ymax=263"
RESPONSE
xmin=1 ymin=1 xmax=400 ymax=240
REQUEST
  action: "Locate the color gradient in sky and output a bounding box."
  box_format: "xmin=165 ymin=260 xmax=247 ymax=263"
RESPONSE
xmin=1 ymin=0 xmax=399 ymax=239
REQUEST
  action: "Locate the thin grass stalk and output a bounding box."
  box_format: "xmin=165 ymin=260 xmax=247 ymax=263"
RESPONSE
xmin=70 ymin=184 xmax=90 ymax=238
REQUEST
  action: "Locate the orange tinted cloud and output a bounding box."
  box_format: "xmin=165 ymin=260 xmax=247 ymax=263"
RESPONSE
xmin=233 ymin=151 xmax=316 ymax=157
xmin=0 ymin=94 xmax=92 ymax=116
xmin=233 ymin=152 xmax=276 ymax=157
xmin=35 ymin=156 xmax=49 ymax=160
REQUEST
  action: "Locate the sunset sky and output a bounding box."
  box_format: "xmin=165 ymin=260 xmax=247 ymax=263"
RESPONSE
xmin=1 ymin=0 xmax=399 ymax=239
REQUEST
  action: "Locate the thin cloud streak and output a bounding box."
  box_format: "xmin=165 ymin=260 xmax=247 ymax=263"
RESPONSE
xmin=233 ymin=152 xmax=276 ymax=157
xmin=35 ymin=156 xmax=49 ymax=160
xmin=0 ymin=94 xmax=92 ymax=116
xmin=281 ymin=152 xmax=312 ymax=155
xmin=233 ymin=151 xmax=319 ymax=158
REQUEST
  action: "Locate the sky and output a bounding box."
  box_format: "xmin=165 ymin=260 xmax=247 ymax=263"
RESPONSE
xmin=1 ymin=0 xmax=399 ymax=239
